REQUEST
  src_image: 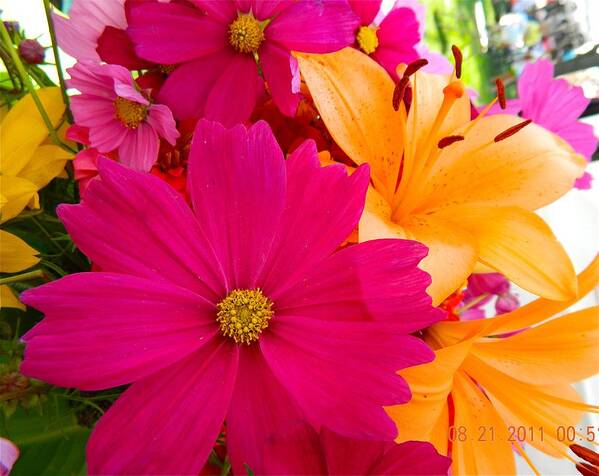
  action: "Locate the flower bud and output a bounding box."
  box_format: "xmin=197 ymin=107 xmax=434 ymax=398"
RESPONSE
xmin=18 ymin=39 xmax=45 ymax=64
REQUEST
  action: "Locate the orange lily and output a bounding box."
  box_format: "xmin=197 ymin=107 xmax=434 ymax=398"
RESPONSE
xmin=386 ymin=255 xmax=599 ymax=475
xmin=297 ymin=48 xmax=586 ymax=304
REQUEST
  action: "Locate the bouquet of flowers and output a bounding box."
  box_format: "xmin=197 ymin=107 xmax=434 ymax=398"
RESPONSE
xmin=1 ymin=1 xmax=598 ymax=475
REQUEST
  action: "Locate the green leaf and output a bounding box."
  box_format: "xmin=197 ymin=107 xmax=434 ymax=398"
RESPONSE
xmin=1 ymin=394 xmax=90 ymax=476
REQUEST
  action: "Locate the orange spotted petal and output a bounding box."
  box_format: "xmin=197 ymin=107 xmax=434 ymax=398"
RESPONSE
xmin=416 ymin=115 xmax=586 ymax=213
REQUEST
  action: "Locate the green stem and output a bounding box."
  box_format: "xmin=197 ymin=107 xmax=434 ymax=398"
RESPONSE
xmin=31 ymin=215 xmax=82 ymax=269
xmin=0 ymin=269 xmax=45 ymax=285
xmin=0 ymin=21 xmax=73 ymax=153
xmin=220 ymin=458 xmax=231 ymax=476
xmin=42 ymin=0 xmax=72 ymax=122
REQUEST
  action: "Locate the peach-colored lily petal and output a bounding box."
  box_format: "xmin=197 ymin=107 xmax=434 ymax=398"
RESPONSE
xmin=416 ymin=115 xmax=586 ymax=213
xmin=403 ymin=213 xmax=478 ymax=305
xmin=472 ymin=307 xmax=599 ymax=385
xmin=297 ymin=48 xmax=403 ymax=201
xmin=440 ymin=205 xmax=577 ymax=300
xmin=451 ymin=371 xmax=516 ymax=475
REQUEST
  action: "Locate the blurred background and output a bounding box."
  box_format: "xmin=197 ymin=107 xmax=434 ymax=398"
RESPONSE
xmin=1 ymin=1 xmax=598 ymax=475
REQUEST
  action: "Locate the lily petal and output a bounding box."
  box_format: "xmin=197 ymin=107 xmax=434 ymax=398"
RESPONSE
xmin=0 ymin=88 xmax=65 ymax=176
xmin=418 ymin=115 xmax=586 ymax=213
xmin=0 ymin=285 xmax=25 ymax=310
xmin=472 ymin=307 xmax=599 ymax=385
xmin=442 ymin=205 xmax=577 ymax=300
xmin=431 ymin=254 xmax=599 ymax=345
xmin=0 ymin=176 xmax=39 ymax=223
xmin=451 ymin=371 xmax=516 ymax=475
xmin=18 ymin=144 xmax=72 ymax=189
xmin=0 ymin=230 xmax=39 ymax=273
xmin=403 ymin=213 xmax=478 ymax=305
xmin=297 ymin=48 xmax=403 ymax=200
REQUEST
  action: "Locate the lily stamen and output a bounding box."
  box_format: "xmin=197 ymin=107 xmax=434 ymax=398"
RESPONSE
xmin=494 ymin=119 xmax=532 ymax=142
xmin=451 ymin=44 xmax=463 ymax=79
xmin=496 ymin=78 xmax=507 ymax=109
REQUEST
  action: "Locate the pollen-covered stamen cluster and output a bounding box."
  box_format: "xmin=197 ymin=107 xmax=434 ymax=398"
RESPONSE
xmin=159 ymin=64 xmax=176 ymax=75
xmin=113 ymin=97 xmax=148 ymax=129
xmin=356 ymin=26 xmax=379 ymax=55
xmin=216 ymin=289 xmax=274 ymax=345
xmin=228 ymin=14 xmax=265 ymax=54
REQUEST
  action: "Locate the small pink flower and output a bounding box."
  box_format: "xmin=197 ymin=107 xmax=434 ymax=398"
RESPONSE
xmin=68 ymin=62 xmax=179 ymax=171
xmin=264 ymin=424 xmax=451 ymax=475
xmin=349 ymin=0 xmax=420 ymax=79
xmin=127 ymin=0 xmax=360 ymax=125
xmin=349 ymin=0 xmax=451 ymax=78
xmin=460 ymin=272 xmax=520 ymax=319
xmin=52 ymin=0 xmax=126 ymax=63
xmin=21 ymin=120 xmax=441 ymax=475
xmin=53 ymin=0 xmax=161 ymax=69
xmin=0 ymin=438 xmax=18 ymax=476
xmin=488 ymin=59 xmax=597 ymax=189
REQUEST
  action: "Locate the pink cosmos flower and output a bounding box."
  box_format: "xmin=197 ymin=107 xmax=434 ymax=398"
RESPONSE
xmin=264 ymin=424 xmax=450 ymax=475
xmin=127 ymin=0 xmax=360 ymax=125
xmin=350 ymin=0 xmax=451 ymax=78
xmin=20 ymin=120 xmax=442 ymax=475
xmin=53 ymin=0 xmax=126 ymax=63
xmin=349 ymin=0 xmax=420 ymax=79
xmin=0 ymin=438 xmax=19 ymax=476
xmin=488 ymin=59 xmax=597 ymax=189
xmin=460 ymin=272 xmax=520 ymax=320
xmin=68 ymin=61 xmax=179 ymax=172
xmin=52 ymin=0 xmax=163 ymax=70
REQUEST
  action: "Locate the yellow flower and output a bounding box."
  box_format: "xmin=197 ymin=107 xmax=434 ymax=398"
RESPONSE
xmin=297 ymin=48 xmax=586 ymax=304
xmin=386 ymin=255 xmax=599 ymax=475
xmin=0 ymin=87 xmax=72 ymax=224
xmin=1 ymin=87 xmax=70 ymax=309
xmin=0 ymin=230 xmax=40 ymax=310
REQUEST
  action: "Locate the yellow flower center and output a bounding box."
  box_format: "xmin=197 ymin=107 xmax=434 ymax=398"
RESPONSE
xmin=228 ymin=14 xmax=265 ymax=54
xmin=216 ymin=289 xmax=274 ymax=345
xmin=159 ymin=64 xmax=176 ymax=75
xmin=356 ymin=26 xmax=379 ymax=55
xmin=113 ymin=97 xmax=147 ymax=129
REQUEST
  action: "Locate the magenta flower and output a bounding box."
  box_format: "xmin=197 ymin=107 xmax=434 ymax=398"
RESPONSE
xmin=264 ymin=424 xmax=451 ymax=475
xmin=488 ymin=59 xmax=597 ymax=189
xmin=349 ymin=0 xmax=420 ymax=79
xmin=20 ymin=120 xmax=441 ymax=475
xmin=68 ymin=61 xmax=179 ymax=172
xmin=0 ymin=438 xmax=19 ymax=476
xmin=460 ymin=272 xmax=520 ymax=319
xmin=127 ymin=0 xmax=359 ymax=125
xmin=53 ymin=0 xmax=156 ymax=70
xmin=349 ymin=0 xmax=451 ymax=78
xmin=53 ymin=0 xmax=125 ymax=62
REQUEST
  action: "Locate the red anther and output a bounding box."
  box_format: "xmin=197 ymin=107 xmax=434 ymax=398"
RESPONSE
xmin=494 ymin=119 xmax=532 ymax=142
xmin=392 ymin=77 xmax=409 ymax=111
xmin=571 ymin=445 xmax=599 ymax=467
xmin=451 ymin=45 xmax=463 ymax=79
xmin=495 ymin=78 xmax=506 ymax=109
xmin=403 ymin=58 xmax=429 ymax=77
xmin=392 ymin=59 xmax=428 ymax=111
xmin=438 ymin=135 xmax=465 ymax=149
xmin=575 ymin=463 xmax=599 ymax=476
